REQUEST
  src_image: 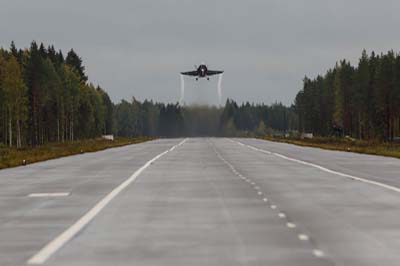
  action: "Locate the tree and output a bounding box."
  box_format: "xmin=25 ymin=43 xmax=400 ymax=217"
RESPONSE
xmin=353 ymin=50 xmax=371 ymax=138
xmin=66 ymin=49 xmax=87 ymax=82
xmin=333 ymin=65 xmax=344 ymax=132
xmin=2 ymin=56 xmax=27 ymax=147
xmin=0 ymin=52 xmax=6 ymax=145
xmin=62 ymin=65 xmax=81 ymax=141
xmin=114 ymin=100 xmax=136 ymax=137
xmin=375 ymin=52 xmax=396 ymax=140
xmin=0 ymin=42 xmax=117 ymax=146
xmin=98 ymin=87 xmax=114 ymax=134
xmin=256 ymin=120 xmax=267 ymax=136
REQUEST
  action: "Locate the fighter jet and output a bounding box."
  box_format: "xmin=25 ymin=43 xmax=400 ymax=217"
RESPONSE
xmin=181 ymin=64 xmax=223 ymax=80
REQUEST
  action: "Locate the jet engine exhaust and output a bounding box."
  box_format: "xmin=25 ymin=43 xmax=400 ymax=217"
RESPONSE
xmin=180 ymin=74 xmax=185 ymax=105
xmin=217 ymin=73 xmax=223 ymax=106
xmin=179 ymin=73 xmax=223 ymax=105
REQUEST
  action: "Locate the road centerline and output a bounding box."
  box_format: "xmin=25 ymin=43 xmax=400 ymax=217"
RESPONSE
xmin=28 ymin=193 xmax=70 ymax=197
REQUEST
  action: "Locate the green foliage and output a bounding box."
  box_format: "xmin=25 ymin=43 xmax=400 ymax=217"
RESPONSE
xmin=183 ymin=105 xmax=222 ymax=136
xmin=2 ymin=56 xmax=27 ymax=147
xmin=113 ymin=98 xmax=295 ymax=138
xmin=0 ymin=41 xmax=297 ymax=145
xmin=264 ymin=136 xmax=400 ymax=159
xmin=294 ymin=50 xmax=400 ymax=141
xmin=0 ymin=42 xmax=114 ymax=147
xmin=66 ymin=49 xmax=87 ymax=82
xmin=256 ymin=121 xmax=267 ymax=136
xmin=0 ymin=137 xmax=153 ymax=170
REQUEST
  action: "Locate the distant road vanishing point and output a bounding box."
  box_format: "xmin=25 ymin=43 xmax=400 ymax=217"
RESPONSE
xmin=1 ymin=138 xmax=400 ymax=266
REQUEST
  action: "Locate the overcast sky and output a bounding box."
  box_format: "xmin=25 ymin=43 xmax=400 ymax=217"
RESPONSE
xmin=1 ymin=0 xmax=400 ymax=105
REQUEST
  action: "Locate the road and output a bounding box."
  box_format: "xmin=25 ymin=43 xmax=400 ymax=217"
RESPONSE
xmin=1 ymin=138 xmax=400 ymax=266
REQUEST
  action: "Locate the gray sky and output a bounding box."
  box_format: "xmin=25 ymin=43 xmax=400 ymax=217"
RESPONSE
xmin=1 ymin=0 xmax=400 ymax=105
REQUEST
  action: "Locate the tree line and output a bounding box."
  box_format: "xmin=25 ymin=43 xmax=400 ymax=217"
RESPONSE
xmin=114 ymin=99 xmax=297 ymax=138
xmin=0 ymin=42 xmax=296 ymax=147
xmin=4 ymin=43 xmax=399 ymax=145
xmin=0 ymin=42 xmax=113 ymax=147
xmin=294 ymin=50 xmax=400 ymax=141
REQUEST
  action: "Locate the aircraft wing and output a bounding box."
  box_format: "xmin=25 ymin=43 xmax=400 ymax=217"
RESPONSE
xmin=207 ymin=70 xmax=224 ymax=76
xmin=181 ymin=71 xmax=198 ymax=76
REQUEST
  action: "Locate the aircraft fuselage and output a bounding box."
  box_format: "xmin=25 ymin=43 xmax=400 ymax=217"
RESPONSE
xmin=181 ymin=64 xmax=223 ymax=80
xmin=197 ymin=64 xmax=208 ymax=77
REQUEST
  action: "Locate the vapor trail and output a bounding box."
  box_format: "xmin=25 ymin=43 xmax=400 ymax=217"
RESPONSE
xmin=180 ymin=74 xmax=185 ymax=105
xmin=217 ymin=73 xmax=223 ymax=106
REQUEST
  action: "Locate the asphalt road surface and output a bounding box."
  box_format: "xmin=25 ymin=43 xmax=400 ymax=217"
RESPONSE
xmin=1 ymin=138 xmax=400 ymax=266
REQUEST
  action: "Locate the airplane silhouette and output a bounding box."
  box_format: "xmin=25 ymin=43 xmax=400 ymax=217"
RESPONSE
xmin=181 ymin=63 xmax=223 ymax=80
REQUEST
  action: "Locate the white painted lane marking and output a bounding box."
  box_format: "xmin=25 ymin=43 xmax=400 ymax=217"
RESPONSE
xmin=232 ymin=140 xmax=271 ymax=155
xmin=27 ymin=139 xmax=187 ymax=265
xmin=278 ymin=212 xmax=286 ymax=218
xmin=270 ymin=205 xmax=277 ymax=209
xmin=257 ymin=191 xmax=263 ymax=195
xmin=28 ymin=193 xmax=70 ymax=197
xmin=298 ymin=234 xmax=310 ymax=241
xmin=287 ymin=222 xmax=297 ymax=228
xmin=231 ymin=139 xmax=400 ymax=194
xmin=263 ymin=198 xmax=268 ymax=202
xmin=313 ymin=249 xmax=325 ymax=257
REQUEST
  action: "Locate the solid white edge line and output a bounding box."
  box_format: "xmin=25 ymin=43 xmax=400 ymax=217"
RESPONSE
xmin=230 ymin=138 xmax=400 ymax=194
xmin=27 ymin=138 xmax=187 ymax=265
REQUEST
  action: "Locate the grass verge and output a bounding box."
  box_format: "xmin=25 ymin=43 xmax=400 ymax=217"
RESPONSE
xmin=0 ymin=137 xmax=154 ymax=170
xmin=260 ymin=136 xmax=400 ymax=159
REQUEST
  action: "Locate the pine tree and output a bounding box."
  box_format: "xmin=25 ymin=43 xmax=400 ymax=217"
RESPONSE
xmin=62 ymin=65 xmax=80 ymax=141
xmin=0 ymin=52 xmax=6 ymax=145
xmin=354 ymin=50 xmax=370 ymax=138
xmin=66 ymin=49 xmax=87 ymax=82
xmin=2 ymin=56 xmax=27 ymax=147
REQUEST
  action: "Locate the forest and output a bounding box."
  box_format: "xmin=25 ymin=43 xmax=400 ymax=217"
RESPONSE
xmin=0 ymin=42 xmax=295 ymax=148
xmin=294 ymin=50 xmax=400 ymax=141
xmin=3 ymin=42 xmax=399 ymax=148
xmin=114 ymin=99 xmax=296 ymax=138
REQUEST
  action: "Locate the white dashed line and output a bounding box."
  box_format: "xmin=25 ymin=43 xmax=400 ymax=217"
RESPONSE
xmin=224 ymin=139 xmax=328 ymax=261
xmin=298 ymin=234 xmax=310 ymax=241
xmin=278 ymin=212 xmax=286 ymax=218
xmin=313 ymin=249 xmax=325 ymax=257
xmin=27 ymin=139 xmax=187 ymax=265
xmin=287 ymin=222 xmax=297 ymax=228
